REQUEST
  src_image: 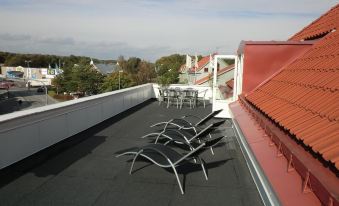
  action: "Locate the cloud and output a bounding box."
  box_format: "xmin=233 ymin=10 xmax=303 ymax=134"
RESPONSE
xmin=0 ymin=0 xmax=337 ymax=61
xmin=0 ymin=33 xmax=173 ymax=61
xmin=38 ymin=37 xmax=75 ymax=45
xmin=0 ymin=33 xmax=31 ymax=41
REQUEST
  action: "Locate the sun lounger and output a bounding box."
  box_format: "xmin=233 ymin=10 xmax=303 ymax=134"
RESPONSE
xmin=141 ymin=120 xmax=225 ymax=154
xmin=150 ymin=109 xmax=223 ymax=132
xmin=116 ymin=136 xmax=224 ymax=194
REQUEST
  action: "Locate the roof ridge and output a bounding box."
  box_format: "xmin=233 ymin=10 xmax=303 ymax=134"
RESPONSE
xmin=289 ymin=4 xmax=339 ymax=41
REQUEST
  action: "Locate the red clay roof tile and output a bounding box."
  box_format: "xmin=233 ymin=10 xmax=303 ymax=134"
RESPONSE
xmin=290 ymin=4 xmax=339 ymax=41
xmin=246 ymin=30 xmax=339 ymax=170
xmin=195 ymin=64 xmax=234 ymax=85
xmin=192 ymin=53 xmax=218 ymax=72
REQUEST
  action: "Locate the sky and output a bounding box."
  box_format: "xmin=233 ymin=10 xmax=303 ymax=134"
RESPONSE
xmin=0 ymin=0 xmax=337 ymax=62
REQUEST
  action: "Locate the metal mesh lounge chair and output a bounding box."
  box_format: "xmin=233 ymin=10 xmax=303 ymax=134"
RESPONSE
xmin=141 ymin=120 xmax=225 ymax=155
xmin=150 ymin=109 xmax=223 ymax=131
xmin=116 ymin=136 xmax=224 ymax=194
xmin=182 ymin=109 xmax=223 ymax=126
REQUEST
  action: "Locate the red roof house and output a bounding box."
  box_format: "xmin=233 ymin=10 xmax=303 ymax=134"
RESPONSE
xmin=195 ymin=64 xmax=234 ymax=85
xmin=230 ymin=4 xmax=339 ymax=206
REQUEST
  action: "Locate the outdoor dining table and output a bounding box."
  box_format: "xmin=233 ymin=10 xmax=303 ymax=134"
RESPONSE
xmin=161 ymin=88 xmax=198 ymax=109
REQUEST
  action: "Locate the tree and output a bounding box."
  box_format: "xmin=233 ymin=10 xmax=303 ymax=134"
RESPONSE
xmin=100 ymin=71 xmax=135 ymax=92
xmin=125 ymin=57 xmax=141 ymax=74
xmin=155 ymin=54 xmax=185 ymax=85
xmin=51 ymin=62 xmax=104 ymax=95
xmin=136 ymin=61 xmax=156 ymax=84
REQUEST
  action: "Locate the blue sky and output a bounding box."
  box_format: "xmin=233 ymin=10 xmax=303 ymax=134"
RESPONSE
xmin=0 ymin=0 xmax=337 ymax=61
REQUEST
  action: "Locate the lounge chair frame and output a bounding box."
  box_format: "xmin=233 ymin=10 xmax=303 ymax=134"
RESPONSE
xmin=116 ymin=137 xmax=224 ymax=194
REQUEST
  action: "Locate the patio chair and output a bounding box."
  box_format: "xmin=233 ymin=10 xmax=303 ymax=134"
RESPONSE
xmin=196 ymin=89 xmax=208 ymax=108
xmin=167 ymin=89 xmax=180 ymax=108
xmin=158 ymin=88 xmax=168 ymax=106
xmin=179 ymin=89 xmax=196 ymax=109
xmin=116 ymin=136 xmax=224 ymax=194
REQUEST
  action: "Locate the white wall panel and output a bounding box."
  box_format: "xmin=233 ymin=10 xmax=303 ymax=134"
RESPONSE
xmin=0 ymin=84 xmax=154 ymax=169
xmin=39 ymin=114 xmax=68 ymax=148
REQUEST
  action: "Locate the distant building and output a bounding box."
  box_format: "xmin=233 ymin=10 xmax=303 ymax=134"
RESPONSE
xmin=0 ymin=66 xmax=60 ymax=80
xmin=90 ymin=59 xmax=118 ymax=75
xmin=179 ymin=53 xmax=231 ymax=85
xmin=0 ymin=65 xmax=61 ymax=87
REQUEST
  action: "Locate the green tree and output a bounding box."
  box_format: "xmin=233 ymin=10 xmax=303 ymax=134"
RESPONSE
xmin=100 ymin=71 xmax=135 ymax=92
xmin=155 ymin=54 xmax=185 ymax=85
xmin=125 ymin=57 xmax=141 ymax=74
xmin=52 ymin=62 xmax=104 ymax=95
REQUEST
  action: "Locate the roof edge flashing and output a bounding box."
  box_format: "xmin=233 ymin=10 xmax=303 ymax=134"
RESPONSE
xmin=232 ymin=118 xmax=281 ymax=206
xmin=239 ymin=96 xmax=339 ymax=206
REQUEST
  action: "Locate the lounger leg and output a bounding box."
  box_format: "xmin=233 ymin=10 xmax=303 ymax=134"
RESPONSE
xmin=191 ymin=149 xmax=197 ymax=163
xmin=208 ymin=134 xmax=215 ymax=155
xmin=198 ymin=157 xmax=208 ymax=180
xmin=210 ymin=147 xmax=215 ymax=155
xmin=129 ymin=150 xmax=143 ymax=174
xmin=171 ymin=165 xmax=184 ymax=195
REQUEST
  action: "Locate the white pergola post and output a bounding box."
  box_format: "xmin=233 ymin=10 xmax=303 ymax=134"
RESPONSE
xmin=212 ymin=55 xmax=238 ymax=118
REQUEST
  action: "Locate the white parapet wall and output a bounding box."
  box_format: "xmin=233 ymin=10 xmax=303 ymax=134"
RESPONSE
xmin=0 ymin=83 xmax=155 ymax=169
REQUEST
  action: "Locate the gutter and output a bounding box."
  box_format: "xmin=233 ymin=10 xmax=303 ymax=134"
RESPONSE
xmin=232 ymin=118 xmax=281 ymax=206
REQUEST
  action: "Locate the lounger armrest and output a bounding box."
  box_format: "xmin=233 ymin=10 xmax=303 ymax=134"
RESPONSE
xmin=211 ymin=120 xmax=226 ymax=128
xmin=159 ymin=129 xmax=191 ymax=145
xmin=195 ymin=109 xmax=223 ymax=126
xmin=204 ymin=136 xmax=225 ymax=147
xmin=181 ymin=114 xmax=202 ymax=121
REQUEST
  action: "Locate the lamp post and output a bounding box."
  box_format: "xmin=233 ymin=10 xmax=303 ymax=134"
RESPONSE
xmin=24 ymin=60 xmax=32 ymax=90
xmin=24 ymin=60 xmax=31 ymax=80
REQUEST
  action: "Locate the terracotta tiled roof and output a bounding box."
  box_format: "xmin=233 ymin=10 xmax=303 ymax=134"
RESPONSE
xmin=192 ymin=53 xmax=218 ymax=72
xmin=290 ymin=4 xmax=339 ymax=41
xmin=246 ymin=31 xmax=339 ymax=170
xmin=195 ymin=64 xmax=234 ymax=85
xmin=196 ymin=55 xmax=210 ymax=71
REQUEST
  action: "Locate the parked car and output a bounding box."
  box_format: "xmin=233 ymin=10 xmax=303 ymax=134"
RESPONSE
xmin=4 ymin=80 xmax=15 ymax=87
xmin=37 ymin=87 xmax=45 ymax=93
xmin=0 ymin=81 xmax=10 ymax=89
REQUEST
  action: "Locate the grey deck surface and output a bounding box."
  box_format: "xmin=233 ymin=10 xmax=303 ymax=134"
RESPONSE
xmin=0 ymin=100 xmax=263 ymax=206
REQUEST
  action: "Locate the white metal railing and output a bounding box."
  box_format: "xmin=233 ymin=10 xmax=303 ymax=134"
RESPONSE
xmin=0 ymin=83 xmax=155 ymax=169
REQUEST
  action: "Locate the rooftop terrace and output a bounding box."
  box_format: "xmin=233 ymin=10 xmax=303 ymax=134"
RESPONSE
xmin=0 ymin=100 xmax=263 ymax=206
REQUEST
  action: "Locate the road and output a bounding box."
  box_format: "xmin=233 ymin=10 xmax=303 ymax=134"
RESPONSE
xmin=0 ymin=87 xmax=59 ymax=115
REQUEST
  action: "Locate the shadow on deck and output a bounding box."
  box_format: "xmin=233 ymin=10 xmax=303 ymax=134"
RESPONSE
xmin=0 ymin=100 xmax=263 ymax=206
